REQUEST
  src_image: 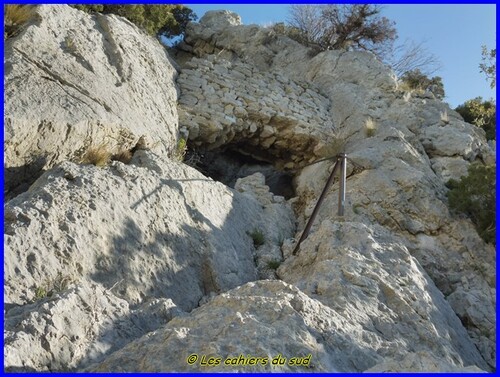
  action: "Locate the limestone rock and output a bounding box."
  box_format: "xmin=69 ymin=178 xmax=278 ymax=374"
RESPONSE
xmin=235 ymin=173 xmax=295 ymax=279
xmin=4 ymin=6 xmax=496 ymax=373
xmin=4 ymin=150 xmax=295 ymax=310
xmin=4 ymin=5 xmax=179 ymax=198
xmin=199 ymin=10 xmax=241 ymax=30
xmin=86 ymin=281 xmax=342 ymax=371
xmin=366 ymin=352 xmax=487 ymax=372
xmin=278 ymin=221 xmax=489 ymax=371
xmin=431 ymin=156 xmax=470 ymax=182
xmin=177 ymin=56 xmax=334 ymax=169
xmin=4 ymin=281 xmax=186 ymax=371
xmin=292 ymin=129 xmax=495 ymax=368
xmin=419 ymin=121 xmax=486 ymax=160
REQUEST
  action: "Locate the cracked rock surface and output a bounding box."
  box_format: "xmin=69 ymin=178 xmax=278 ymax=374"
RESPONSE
xmin=4 ymin=5 xmax=179 ymax=199
xmin=4 ymin=6 xmax=496 ymax=373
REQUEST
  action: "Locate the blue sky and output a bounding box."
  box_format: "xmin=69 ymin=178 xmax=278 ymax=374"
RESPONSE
xmin=186 ymin=4 xmax=496 ymax=108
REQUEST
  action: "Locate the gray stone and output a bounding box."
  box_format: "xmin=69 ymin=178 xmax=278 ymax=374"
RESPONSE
xmin=5 ymin=5 xmax=179 ymax=198
xmin=4 ymin=150 xmax=294 ymax=311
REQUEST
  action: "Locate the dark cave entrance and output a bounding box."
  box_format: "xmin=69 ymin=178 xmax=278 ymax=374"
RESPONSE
xmin=185 ymin=147 xmax=296 ymax=200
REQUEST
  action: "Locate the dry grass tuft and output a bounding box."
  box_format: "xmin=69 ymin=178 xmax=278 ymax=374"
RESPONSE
xmin=82 ymin=145 xmax=111 ymax=167
xmin=440 ymin=110 xmax=450 ymax=124
xmin=4 ymin=5 xmax=36 ymax=39
xmin=111 ymin=149 xmax=133 ymax=164
xmin=365 ymin=117 xmax=376 ymax=137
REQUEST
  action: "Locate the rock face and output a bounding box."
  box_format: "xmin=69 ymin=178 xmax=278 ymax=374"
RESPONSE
xmin=86 ymin=279 xmax=485 ymax=372
xmin=4 ymin=150 xmax=295 ymax=370
xmin=366 ymin=352 xmax=486 ymax=373
xmin=278 ymin=221 xmax=488 ymax=370
xmin=5 ymin=150 xmax=294 ymax=309
xmin=4 ymin=5 xmax=179 ymax=199
xmin=4 ymin=6 xmax=495 ymax=373
xmin=5 ymin=281 xmax=186 ymax=371
xmin=177 ymin=9 xmax=495 ymax=370
xmin=177 ymin=56 xmax=334 ymax=169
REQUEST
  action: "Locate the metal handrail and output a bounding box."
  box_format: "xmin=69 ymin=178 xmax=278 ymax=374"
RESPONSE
xmin=292 ymin=153 xmax=350 ymax=255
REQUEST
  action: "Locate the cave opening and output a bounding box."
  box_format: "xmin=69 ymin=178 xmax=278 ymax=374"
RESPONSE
xmin=185 ymin=146 xmax=296 ymax=200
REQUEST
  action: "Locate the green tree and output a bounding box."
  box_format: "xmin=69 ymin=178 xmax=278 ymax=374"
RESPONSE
xmin=455 ymin=97 xmax=496 ymax=140
xmin=479 ymin=45 xmax=496 ymax=89
xmin=287 ymin=4 xmax=397 ymax=58
xmin=72 ymin=4 xmax=197 ymax=39
xmin=447 ymin=163 xmax=496 ymax=245
xmin=400 ymin=69 xmax=445 ymax=99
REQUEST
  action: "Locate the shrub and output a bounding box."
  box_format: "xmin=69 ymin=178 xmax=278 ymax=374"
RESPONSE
xmin=400 ymin=69 xmax=445 ymax=99
xmin=32 ymin=273 xmax=75 ymax=301
xmin=34 ymin=286 xmax=47 ymax=300
xmin=82 ymin=145 xmax=112 ymax=167
xmin=249 ymin=229 xmax=265 ymax=247
xmin=4 ymin=4 xmax=36 ymax=39
xmin=71 ymin=4 xmax=197 ymax=39
xmin=446 ymin=163 xmax=496 ymax=245
xmin=174 ymin=137 xmax=187 ymax=161
xmin=455 ymin=97 xmax=496 ymax=140
xmin=287 ymin=5 xmax=396 ymax=59
xmin=267 ymin=260 xmax=281 ymax=270
xmin=480 ymin=45 xmax=496 ymax=89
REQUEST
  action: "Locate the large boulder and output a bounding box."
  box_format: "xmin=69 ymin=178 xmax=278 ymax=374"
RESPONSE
xmin=4 ymin=5 xmax=179 ymax=199
xmin=278 ymin=221 xmax=489 ymax=371
xmin=4 ymin=150 xmax=295 ymax=309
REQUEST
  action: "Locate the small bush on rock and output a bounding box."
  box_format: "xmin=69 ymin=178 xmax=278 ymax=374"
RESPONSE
xmin=267 ymin=260 xmax=281 ymax=270
xmin=365 ymin=117 xmax=376 ymax=137
xmin=82 ymin=145 xmax=112 ymax=167
xmin=34 ymin=286 xmax=47 ymax=300
xmin=455 ymin=97 xmax=496 ymax=140
xmin=249 ymin=229 xmax=265 ymax=247
xmin=174 ymin=138 xmax=187 ymax=161
xmin=399 ymin=69 xmax=445 ymax=99
xmin=447 ymin=163 xmax=496 ymax=245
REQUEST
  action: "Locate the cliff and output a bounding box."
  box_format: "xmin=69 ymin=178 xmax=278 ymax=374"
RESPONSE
xmin=4 ymin=6 xmax=495 ymax=372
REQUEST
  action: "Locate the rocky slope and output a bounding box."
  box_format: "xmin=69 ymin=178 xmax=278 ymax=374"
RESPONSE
xmin=4 ymin=6 xmax=496 ymax=372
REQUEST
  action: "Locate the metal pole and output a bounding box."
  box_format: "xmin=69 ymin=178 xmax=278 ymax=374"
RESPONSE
xmin=292 ymin=156 xmax=342 ymax=255
xmin=338 ymin=153 xmax=347 ymax=216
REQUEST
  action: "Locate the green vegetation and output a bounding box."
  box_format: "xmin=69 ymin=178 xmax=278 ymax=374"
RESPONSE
xmin=480 ymin=46 xmax=496 ymax=89
xmin=455 ymin=97 xmax=496 ymax=141
xmin=72 ymin=5 xmax=197 ymax=40
xmin=399 ymin=69 xmax=445 ymax=99
xmin=267 ymin=260 xmax=281 ymax=270
xmin=34 ymin=286 xmax=48 ymax=300
xmin=4 ymin=4 xmax=37 ymax=39
xmin=249 ymin=229 xmax=265 ymax=247
xmin=32 ymin=273 xmax=75 ymax=301
xmin=286 ymin=5 xmax=396 ymax=58
xmin=447 ymin=163 xmax=496 ymax=245
xmin=174 ymin=137 xmax=187 ymax=161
